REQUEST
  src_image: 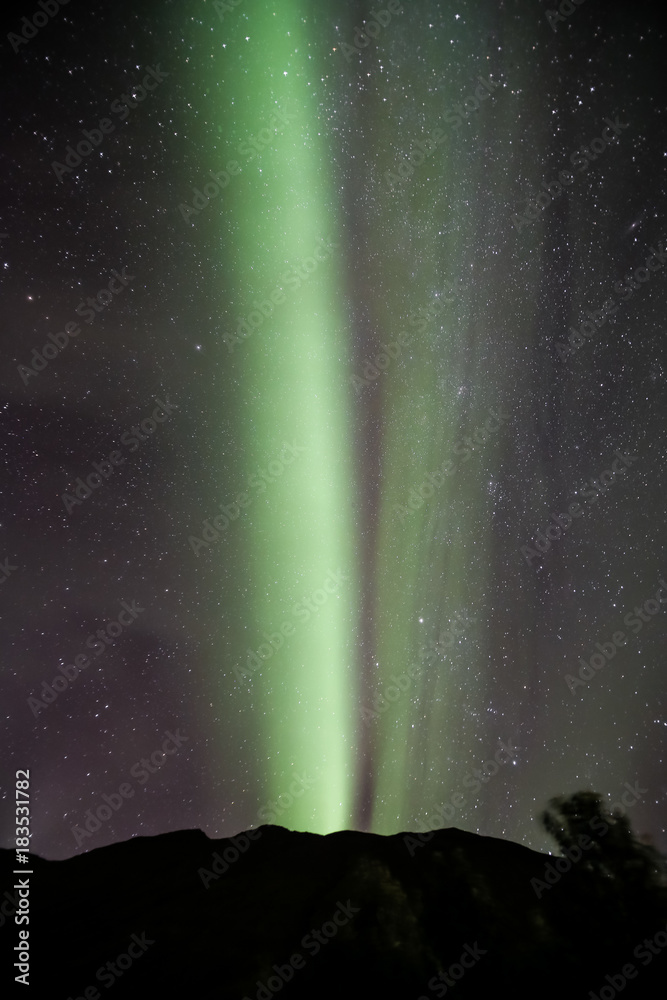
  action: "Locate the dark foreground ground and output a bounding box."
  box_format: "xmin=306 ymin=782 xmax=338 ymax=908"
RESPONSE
xmin=1 ymin=823 xmax=666 ymax=998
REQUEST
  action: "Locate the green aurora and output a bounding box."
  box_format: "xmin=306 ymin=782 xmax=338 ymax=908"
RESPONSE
xmin=184 ymin=0 xmax=665 ymax=849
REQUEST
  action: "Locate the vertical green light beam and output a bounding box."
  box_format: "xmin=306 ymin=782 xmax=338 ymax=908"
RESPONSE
xmin=213 ymin=1 xmax=358 ymax=832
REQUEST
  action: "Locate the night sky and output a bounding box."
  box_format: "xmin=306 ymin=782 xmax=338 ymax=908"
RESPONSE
xmin=1 ymin=0 xmax=666 ymax=862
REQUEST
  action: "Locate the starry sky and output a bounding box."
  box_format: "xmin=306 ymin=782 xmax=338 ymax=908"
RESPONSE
xmin=1 ymin=0 xmax=666 ymax=862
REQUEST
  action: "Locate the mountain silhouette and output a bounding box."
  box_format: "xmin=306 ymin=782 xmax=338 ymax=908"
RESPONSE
xmin=2 ymin=796 xmax=665 ymax=998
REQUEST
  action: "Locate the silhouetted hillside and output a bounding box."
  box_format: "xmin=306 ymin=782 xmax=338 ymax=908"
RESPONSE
xmin=1 ymin=805 xmax=666 ymax=998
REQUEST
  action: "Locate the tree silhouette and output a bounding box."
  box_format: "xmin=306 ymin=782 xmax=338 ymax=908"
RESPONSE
xmin=540 ymin=790 xmax=667 ymax=953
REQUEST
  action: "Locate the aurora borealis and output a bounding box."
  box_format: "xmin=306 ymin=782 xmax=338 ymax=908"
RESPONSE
xmin=1 ymin=0 xmax=666 ymax=862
